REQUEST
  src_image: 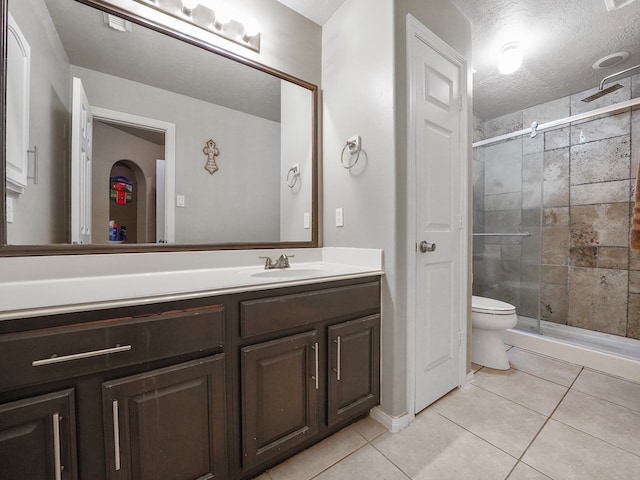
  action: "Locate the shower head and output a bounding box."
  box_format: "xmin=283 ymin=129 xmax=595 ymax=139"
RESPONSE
xmin=581 ymin=83 xmax=624 ymax=102
xmin=582 ymin=63 xmax=640 ymax=102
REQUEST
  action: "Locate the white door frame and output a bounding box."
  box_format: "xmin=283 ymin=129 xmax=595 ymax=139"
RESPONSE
xmin=91 ymin=107 xmax=176 ymax=243
xmin=405 ymin=14 xmax=470 ymax=420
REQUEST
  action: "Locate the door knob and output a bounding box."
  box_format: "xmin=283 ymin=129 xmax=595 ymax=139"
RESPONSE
xmin=419 ymin=241 xmax=436 ymax=253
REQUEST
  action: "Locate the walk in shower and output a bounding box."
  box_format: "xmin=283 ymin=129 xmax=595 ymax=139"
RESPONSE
xmin=472 ymin=74 xmax=640 ymax=360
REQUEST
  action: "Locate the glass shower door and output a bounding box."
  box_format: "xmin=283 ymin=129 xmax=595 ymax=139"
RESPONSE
xmin=472 ymin=130 xmax=543 ymax=333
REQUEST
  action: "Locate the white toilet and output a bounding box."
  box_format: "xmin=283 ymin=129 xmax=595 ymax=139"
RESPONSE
xmin=471 ymin=296 xmax=518 ymax=370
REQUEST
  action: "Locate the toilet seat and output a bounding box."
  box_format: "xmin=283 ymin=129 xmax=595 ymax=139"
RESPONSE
xmin=472 ymin=295 xmax=516 ymax=315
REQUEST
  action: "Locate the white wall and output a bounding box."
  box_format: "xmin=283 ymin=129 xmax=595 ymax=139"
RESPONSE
xmin=322 ymin=0 xmax=471 ymax=418
xmin=73 ymin=66 xmax=282 ymax=244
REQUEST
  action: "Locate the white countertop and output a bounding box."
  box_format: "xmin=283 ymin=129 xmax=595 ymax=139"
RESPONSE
xmin=0 ymin=247 xmax=384 ymax=321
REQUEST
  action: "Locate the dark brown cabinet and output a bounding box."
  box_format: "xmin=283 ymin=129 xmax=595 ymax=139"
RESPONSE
xmin=327 ymin=314 xmax=380 ymax=428
xmin=236 ymin=279 xmax=381 ymax=478
xmin=0 ymin=389 xmax=78 ymax=480
xmin=0 ymin=276 xmax=381 ymax=480
xmin=102 ymin=355 xmax=227 ymax=480
xmin=241 ymin=331 xmax=319 ymax=470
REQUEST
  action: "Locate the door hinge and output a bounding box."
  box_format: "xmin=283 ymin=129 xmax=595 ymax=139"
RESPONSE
xmin=459 ymin=331 xmax=464 ymax=346
xmin=459 ymin=94 xmax=463 ymax=111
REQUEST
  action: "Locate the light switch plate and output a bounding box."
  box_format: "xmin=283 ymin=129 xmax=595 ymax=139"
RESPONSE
xmin=303 ymin=212 xmax=310 ymax=229
xmin=335 ymin=207 xmax=344 ymax=227
xmin=176 ymin=195 xmax=185 ymax=207
xmin=6 ymin=196 xmax=14 ymax=223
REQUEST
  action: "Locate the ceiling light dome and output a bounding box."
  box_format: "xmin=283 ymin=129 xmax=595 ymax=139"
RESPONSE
xmin=498 ymin=42 xmax=523 ymax=74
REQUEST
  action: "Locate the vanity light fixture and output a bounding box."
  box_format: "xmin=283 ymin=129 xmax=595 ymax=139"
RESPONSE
xmin=213 ymin=8 xmax=231 ymax=30
xmin=134 ymin=0 xmax=261 ymax=52
xmin=498 ymin=42 xmax=522 ymax=75
xmin=181 ymin=0 xmax=199 ymax=15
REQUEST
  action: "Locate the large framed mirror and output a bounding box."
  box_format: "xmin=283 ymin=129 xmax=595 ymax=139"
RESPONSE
xmin=0 ymin=0 xmax=318 ymax=255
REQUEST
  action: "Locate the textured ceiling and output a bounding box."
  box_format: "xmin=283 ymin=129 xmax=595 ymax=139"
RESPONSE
xmin=278 ymin=0 xmax=640 ymax=120
xmin=451 ymin=0 xmax=640 ymax=119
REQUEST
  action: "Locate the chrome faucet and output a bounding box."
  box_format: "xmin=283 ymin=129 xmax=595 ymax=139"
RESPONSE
xmin=259 ymin=254 xmax=295 ymax=269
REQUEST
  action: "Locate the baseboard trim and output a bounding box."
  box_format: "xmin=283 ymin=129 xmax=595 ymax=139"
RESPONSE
xmin=370 ymin=407 xmax=411 ymax=433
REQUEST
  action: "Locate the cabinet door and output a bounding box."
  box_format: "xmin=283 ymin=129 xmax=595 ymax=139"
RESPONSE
xmin=241 ymin=330 xmax=319 ymax=471
xmin=0 ymin=389 xmax=77 ymax=480
xmin=102 ymin=355 xmax=227 ymax=480
xmin=327 ymin=315 xmax=380 ymax=428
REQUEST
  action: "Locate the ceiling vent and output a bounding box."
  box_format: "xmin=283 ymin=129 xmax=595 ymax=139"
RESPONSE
xmin=604 ymin=0 xmax=637 ymax=11
xmin=103 ymin=13 xmax=132 ymax=32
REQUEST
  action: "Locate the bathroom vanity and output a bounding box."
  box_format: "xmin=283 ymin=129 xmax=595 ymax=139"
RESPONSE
xmin=0 ymin=250 xmax=383 ymax=480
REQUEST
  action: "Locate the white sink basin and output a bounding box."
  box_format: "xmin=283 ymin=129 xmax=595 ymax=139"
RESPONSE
xmin=250 ymin=267 xmax=331 ymax=279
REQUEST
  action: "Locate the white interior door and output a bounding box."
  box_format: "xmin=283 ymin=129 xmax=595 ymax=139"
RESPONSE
xmin=71 ymin=77 xmax=93 ymax=244
xmin=409 ymin=17 xmax=467 ymax=413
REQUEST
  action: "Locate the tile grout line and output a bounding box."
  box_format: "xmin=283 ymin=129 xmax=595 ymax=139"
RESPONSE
xmin=503 ymin=365 xmax=585 ymax=479
xmin=364 ymin=430 xmax=418 ymax=479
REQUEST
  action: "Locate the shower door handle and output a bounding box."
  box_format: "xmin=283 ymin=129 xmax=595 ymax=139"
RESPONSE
xmin=419 ymin=241 xmax=436 ymax=253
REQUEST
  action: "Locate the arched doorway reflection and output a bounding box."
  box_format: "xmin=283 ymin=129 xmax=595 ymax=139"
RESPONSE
xmin=108 ymin=161 xmax=145 ymax=243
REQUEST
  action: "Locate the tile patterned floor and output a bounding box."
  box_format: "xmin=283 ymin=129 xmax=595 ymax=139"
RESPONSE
xmin=255 ymin=346 xmax=640 ymax=479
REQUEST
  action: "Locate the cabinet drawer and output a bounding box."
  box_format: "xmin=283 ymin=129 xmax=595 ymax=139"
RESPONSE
xmin=0 ymin=305 xmax=224 ymax=391
xmin=240 ymin=281 xmax=380 ymax=338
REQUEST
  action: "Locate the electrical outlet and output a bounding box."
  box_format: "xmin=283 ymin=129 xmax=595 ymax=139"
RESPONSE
xmin=176 ymin=195 xmax=185 ymax=207
xmin=303 ymin=212 xmax=310 ymax=229
xmin=335 ymin=207 xmax=344 ymax=227
xmin=6 ymin=197 xmax=14 ymax=223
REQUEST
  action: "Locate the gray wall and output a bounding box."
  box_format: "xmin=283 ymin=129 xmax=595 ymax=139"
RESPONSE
xmin=323 ymin=0 xmax=471 ymax=418
xmin=7 ymin=0 xmax=70 ymax=244
xmin=280 ymin=81 xmax=313 ymax=241
xmin=72 ymin=66 xmax=282 ymax=244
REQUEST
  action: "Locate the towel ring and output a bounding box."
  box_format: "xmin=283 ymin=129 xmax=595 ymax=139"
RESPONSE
xmin=341 ymin=136 xmax=361 ymax=169
xmin=286 ymin=167 xmax=299 ymax=188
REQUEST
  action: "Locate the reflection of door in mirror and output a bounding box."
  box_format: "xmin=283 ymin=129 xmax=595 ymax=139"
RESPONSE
xmin=71 ymin=77 xmax=93 ymax=245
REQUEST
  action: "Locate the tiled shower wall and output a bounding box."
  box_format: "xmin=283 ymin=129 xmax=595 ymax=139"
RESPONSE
xmin=473 ymin=74 xmax=640 ymax=340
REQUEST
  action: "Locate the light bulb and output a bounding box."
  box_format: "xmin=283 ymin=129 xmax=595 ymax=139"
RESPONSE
xmin=214 ymin=9 xmax=231 ymax=29
xmin=498 ymin=42 xmax=522 ymax=75
xmin=243 ymin=19 xmax=260 ymax=39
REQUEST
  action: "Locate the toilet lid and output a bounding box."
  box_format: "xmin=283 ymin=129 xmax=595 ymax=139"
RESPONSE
xmin=472 ymin=296 xmax=516 ymax=314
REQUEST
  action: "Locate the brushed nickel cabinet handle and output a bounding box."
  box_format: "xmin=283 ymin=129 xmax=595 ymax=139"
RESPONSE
xmin=32 ymin=345 xmax=132 ymax=367
xmin=53 ymin=413 xmax=62 ymax=480
xmin=312 ymin=342 xmax=319 ymax=390
xmin=333 ymin=336 xmax=342 ymax=381
xmin=113 ymin=400 xmax=121 ymax=471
